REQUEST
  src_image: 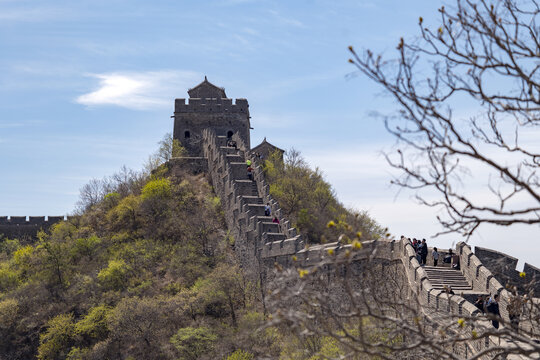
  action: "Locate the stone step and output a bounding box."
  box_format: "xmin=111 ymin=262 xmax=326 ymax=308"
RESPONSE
xmin=430 ymin=285 xmax=472 ymax=290
xmin=216 ymin=135 xmax=228 ymax=147
xmin=220 ymin=146 xmax=238 ymax=155
xmin=428 ymin=274 xmax=466 ymax=281
xmin=423 ymin=266 xmax=472 ymax=291
xmin=234 ymin=180 xmax=257 ymax=196
xmin=424 ymin=266 xmax=462 ymax=271
xmin=246 ymin=204 xmax=267 ymax=217
xmin=259 ymin=222 xmax=280 ymax=234
xmin=229 ymin=162 xmax=250 ymax=180
xmin=250 ymin=182 xmax=258 ymax=196
xmin=430 ymin=280 xmax=471 ymax=286
xmin=226 ymin=154 xmax=244 ymax=163
xmin=264 ymin=233 xmax=286 ymax=242
xmin=255 ymin=215 xmax=273 ymax=222
xmin=240 ymin=196 xmax=263 ymax=205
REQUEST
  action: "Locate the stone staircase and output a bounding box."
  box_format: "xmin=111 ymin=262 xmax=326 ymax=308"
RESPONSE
xmin=202 ymin=131 xmax=303 ymax=276
xmin=424 ymin=266 xmax=472 ymax=291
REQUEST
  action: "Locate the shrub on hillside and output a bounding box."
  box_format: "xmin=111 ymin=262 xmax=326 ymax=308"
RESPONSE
xmin=170 ymin=326 xmax=217 ymax=360
xmin=262 ymin=149 xmax=384 ymax=243
xmin=97 ymin=259 xmax=130 ymax=291
xmin=37 ymin=313 xmax=76 ymax=360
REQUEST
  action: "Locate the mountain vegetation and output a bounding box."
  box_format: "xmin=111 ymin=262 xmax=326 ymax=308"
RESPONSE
xmin=0 ymin=135 xmax=383 ymax=359
xmin=262 ymin=149 xmax=384 ymax=244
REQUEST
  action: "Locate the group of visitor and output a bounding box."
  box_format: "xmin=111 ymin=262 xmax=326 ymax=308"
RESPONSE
xmin=263 ymin=203 xmax=279 ymax=224
xmin=402 ymin=236 xmax=460 ymax=269
xmin=401 ymin=236 xmax=528 ymax=332
xmin=246 ymin=159 xmax=254 ymax=181
xmin=475 ymin=291 xmax=524 ymax=330
xmin=475 ymin=294 xmax=503 ymax=328
xmin=411 ymin=238 xmax=429 ymax=266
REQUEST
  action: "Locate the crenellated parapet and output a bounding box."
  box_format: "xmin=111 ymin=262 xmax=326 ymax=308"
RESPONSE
xmin=0 ymin=216 xmax=66 ymax=240
xmin=174 ymin=98 xmax=249 ymax=114
xmin=173 ymin=78 xmax=250 ymax=157
xmin=474 ymin=246 xmax=540 ymax=296
xmin=457 ymin=242 xmax=540 ymax=339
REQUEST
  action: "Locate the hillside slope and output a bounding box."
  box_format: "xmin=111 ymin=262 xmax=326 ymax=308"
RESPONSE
xmin=0 ymin=140 xmax=383 ymax=360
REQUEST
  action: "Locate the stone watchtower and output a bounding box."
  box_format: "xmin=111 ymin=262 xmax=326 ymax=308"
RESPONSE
xmin=173 ymin=77 xmax=251 ymax=157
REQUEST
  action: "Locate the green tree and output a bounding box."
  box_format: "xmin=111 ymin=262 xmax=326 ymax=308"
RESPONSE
xmin=141 ymin=178 xmax=172 ymax=202
xmin=75 ymin=305 xmax=111 ymax=342
xmin=226 ymin=349 xmax=254 ymax=360
xmin=107 ymin=297 xmax=177 ymax=358
xmin=0 ymin=264 xmax=19 ymax=291
xmin=97 ymin=259 xmax=130 ymax=291
xmin=37 ymin=313 xmax=76 ymax=360
xmin=170 ymin=326 xmax=217 ymax=360
xmin=106 ymin=194 xmax=140 ymax=232
xmin=191 ymin=263 xmax=246 ymax=326
xmin=263 ymin=149 xmax=383 ymax=243
xmin=0 ymin=298 xmax=19 ymax=332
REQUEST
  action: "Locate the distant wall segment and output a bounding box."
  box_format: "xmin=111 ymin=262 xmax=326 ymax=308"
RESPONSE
xmin=0 ymin=216 xmax=66 ymax=240
xmin=474 ymin=246 xmax=540 ymax=296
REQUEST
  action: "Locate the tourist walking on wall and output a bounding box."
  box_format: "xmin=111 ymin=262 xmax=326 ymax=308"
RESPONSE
xmin=272 ymin=216 xmax=280 ymax=224
xmin=444 ymin=249 xmax=453 ymax=264
xmin=474 ymin=295 xmax=485 ymax=313
xmin=247 ymin=166 xmax=254 ymax=181
xmin=413 ymin=239 xmax=421 ymax=263
xmin=227 ymin=139 xmax=237 ymax=150
xmin=432 ymin=247 xmax=439 ymax=267
xmin=264 ymin=203 xmax=271 ymax=216
xmin=486 ymin=294 xmax=501 ymax=329
xmin=451 ymin=250 xmax=460 ymax=270
xmin=420 ymin=239 xmax=428 ymax=265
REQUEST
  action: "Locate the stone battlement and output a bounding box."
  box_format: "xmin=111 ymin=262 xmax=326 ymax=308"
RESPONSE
xmin=174 ymin=98 xmax=249 ymax=113
xmin=0 ymin=216 xmax=66 ymax=240
xmin=474 ymin=246 xmax=540 ymax=296
xmin=173 ymin=79 xmax=250 ymax=157
xmin=0 ymin=216 xmax=66 ymax=224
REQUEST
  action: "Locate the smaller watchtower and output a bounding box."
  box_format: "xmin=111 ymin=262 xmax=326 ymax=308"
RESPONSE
xmin=173 ymin=77 xmax=251 ymax=157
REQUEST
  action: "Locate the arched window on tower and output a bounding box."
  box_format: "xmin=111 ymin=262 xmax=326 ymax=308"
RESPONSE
xmin=184 ymin=131 xmax=191 ymax=139
xmin=227 ymin=130 xmax=233 ymax=138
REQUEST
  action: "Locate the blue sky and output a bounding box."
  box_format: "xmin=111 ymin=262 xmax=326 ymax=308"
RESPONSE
xmin=1 ymin=0 xmax=538 ymax=268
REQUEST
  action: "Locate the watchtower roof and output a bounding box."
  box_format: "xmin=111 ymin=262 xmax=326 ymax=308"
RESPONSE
xmin=252 ymin=137 xmax=284 ymax=153
xmin=188 ymin=76 xmax=227 ymax=99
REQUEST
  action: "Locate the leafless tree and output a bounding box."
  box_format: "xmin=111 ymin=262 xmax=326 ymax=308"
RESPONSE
xmin=76 ymin=178 xmax=108 ymax=212
xmin=348 ymin=0 xmax=540 ymax=237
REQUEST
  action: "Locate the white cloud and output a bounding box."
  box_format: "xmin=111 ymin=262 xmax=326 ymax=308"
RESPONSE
xmin=216 ymin=0 xmax=259 ymax=5
xmin=76 ymin=70 xmax=201 ymax=110
xmin=0 ymin=6 xmax=71 ymax=22
xmin=267 ymin=9 xmax=305 ymax=28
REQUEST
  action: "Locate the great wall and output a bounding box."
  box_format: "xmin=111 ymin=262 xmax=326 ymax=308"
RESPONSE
xmin=1 ymin=78 xmax=539 ymax=359
xmin=0 ymin=216 xmax=65 ymax=240
xmin=196 ymin=126 xmax=540 ymax=359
